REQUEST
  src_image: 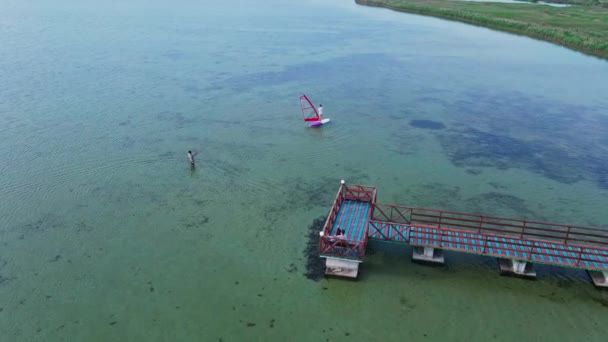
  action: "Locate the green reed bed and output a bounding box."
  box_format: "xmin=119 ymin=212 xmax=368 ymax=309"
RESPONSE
xmin=356 ymin=0 xmax=608 ymax=59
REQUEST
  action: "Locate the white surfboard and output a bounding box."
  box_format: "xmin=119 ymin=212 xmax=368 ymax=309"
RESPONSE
xmin=309 ymin=118 xmax=331 ymax=127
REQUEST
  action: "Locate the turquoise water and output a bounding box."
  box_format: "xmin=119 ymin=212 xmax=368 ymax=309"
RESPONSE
xmin=1 ymin=0 xmax=608 ymax=340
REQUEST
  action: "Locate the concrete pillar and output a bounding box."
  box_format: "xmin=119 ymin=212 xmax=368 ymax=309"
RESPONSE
xmin=412 ymin=246 xmax=445 ymax=265
xmin=498 ymin=258 xmax=536 ymax=279
xmin=513 ymin=260 xmax=527 ymax=273
xmin=324 ymin=257 xmax=360 ymax=278
xmin=588 ymin=270 xmax=608 ymax=288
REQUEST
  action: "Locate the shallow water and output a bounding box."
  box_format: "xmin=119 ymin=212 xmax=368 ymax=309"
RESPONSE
xmin=1 ymin=0 xmax=607 ymax=341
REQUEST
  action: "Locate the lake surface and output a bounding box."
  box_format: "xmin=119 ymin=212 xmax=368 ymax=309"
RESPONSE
xmin=1 ymin=0 xmax=608 ymax=341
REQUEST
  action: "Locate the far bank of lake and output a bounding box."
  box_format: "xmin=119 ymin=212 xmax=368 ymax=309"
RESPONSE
xmin=356 ymin=0 xmax=608 ymax=59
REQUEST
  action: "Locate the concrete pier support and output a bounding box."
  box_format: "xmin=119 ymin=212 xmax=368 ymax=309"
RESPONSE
xmin=588 ymin=270 xmax=608 ymax=288
xmin=324 ymin=257 xmax=360 ymax=278
xmin=412 ymin=246 xmax=444 ymax=265
xmin=498 ymin=259 xmax=536 ymax=279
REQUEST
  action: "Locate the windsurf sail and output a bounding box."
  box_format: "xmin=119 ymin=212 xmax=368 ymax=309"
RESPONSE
xmin=300 ymin=94 xmax=320 ymax=122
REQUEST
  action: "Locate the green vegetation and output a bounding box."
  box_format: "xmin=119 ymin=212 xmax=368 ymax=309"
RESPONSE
xmin=356 ymin=0 xmax=608 ymax=59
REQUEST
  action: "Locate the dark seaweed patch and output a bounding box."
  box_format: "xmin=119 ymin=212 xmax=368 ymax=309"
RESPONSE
xmin=438 ymin=127 xmax=593 ymax=184
xmin=488 ymin=182 xmax=507 ymax=190
xmin=595 ymin=297 xmax=608 ymax=307
xmin=437 ymin=89 xmax=608 ymax=190
xmin=155 ymin=111 xmax=198 ymax=129
xmin=159 ymin=151 xmax=175 ymax=159
xmin=13 ymin=214 xmax=64 ymax=239
xmin=466 ymin=192 xmax=537 ymax=219
xmin=409 ymin=119 xmax=445 ymax=130
xmin=0 ymin=275 xmax=14 ymax=287
xmin=218 ymin=53 xmax=405 ymax=92
xmin=181 ymin=215 xmax=210 ymax=229
xmin=261 ymin=176 xmax=342 ymax=228
xmin=538 ymin=292 xmax=566 ymax=304
xmin=404 ymin=183 xmax=462 ymax=210
xmin=399 ymin=296 xmax=417 ymax=310
xmin=48 ymin=254 xmax=61 ymax=263
xmin=287 ymin=263 xmax=298 ymax=273
xmin=76 ymin=221 xmax=94 ymax=233
xmin=304 ymin=216 xmax=327 ymax=281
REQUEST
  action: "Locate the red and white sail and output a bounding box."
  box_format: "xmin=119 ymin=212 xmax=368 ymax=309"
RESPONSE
xmin=300 ymin=94 xmax=320 ymax=122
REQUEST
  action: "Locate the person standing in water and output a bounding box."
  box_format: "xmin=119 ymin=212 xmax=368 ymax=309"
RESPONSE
xmin=187 ymin=150 xmax=198 ymax=167
xmin=317 ymin=104 xmax=323 ymax=120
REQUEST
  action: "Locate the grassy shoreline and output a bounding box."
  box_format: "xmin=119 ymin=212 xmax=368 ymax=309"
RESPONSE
xmin=356 ymin=0 xmax=608 ymax=60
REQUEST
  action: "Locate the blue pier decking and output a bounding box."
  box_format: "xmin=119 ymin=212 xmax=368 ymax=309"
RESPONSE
xmin=368 ymin=225 xmax=608 ymax=271
xmin=319 ymin=182 xmax=608 ymax=285
xmin=330 ymin=200 xmax=370 ymax=242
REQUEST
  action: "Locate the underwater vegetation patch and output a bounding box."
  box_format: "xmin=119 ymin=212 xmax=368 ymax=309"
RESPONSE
xmin=404 ymin=182 xmax=462 ymax=210
xmin=304 ymin=216 xmax=326 ymax=281
xmin=219 ymin=53 xmax=405 ymax=91
xmin=261 ymin=176 xmax=340 ymax=228
xmin=438 ymin=127 xmax=608 ymax=187
xmin=11 ymin=213 xmax=64 ymax=240
xmin=409 ymin=119 xmax=445 ymax=130
xmin=465 ymin=168 xmax=482 ymax=175
xmin=465 ymin=192 xmax=537 ymax=219
xmin=434 ymin=89 xmax=608 ymax=189
xmin=155 ymin=111 xmax=199 ymax=129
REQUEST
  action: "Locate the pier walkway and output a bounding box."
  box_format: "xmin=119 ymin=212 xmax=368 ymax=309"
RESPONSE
xmin=319 ymin=182 xmax=608 ymax=287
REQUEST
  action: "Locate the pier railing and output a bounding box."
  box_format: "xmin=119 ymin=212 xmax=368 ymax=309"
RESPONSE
xmin=371 ymin=203 xmax=412 ymax=224
xmin=319 ymin=182 xmax=376 ymax=260
xmin=341 ymin=183 xmax=377 ymax=202
xmin=320 ymin=183 xmax=345 ymax=238
xmin=370 ymin=203 xmax=608 ymax=247
xmin=319 ymin=237 xmax=366 ymax=260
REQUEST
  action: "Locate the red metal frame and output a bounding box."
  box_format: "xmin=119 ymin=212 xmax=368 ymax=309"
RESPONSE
xmin=300 ymin=94 xmax=320 ymax=122
xmin=399 ymin=206 xmax=608 ymax=246
xmin=371 ymin=203 xmax=412 ymax=224
xmin=319 ymin=238 xmax=366 ymax=260
xmin=367 ymin=221 xmax=409 ymax=242
xmin=341 ymin=182 xmax=377 ymax=202
xmin=319 ymin=182 xmax=377 ymax=260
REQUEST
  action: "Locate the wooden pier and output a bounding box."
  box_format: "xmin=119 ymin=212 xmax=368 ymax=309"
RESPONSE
xmin=319 ymin=181 xmax=608 ymax=287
